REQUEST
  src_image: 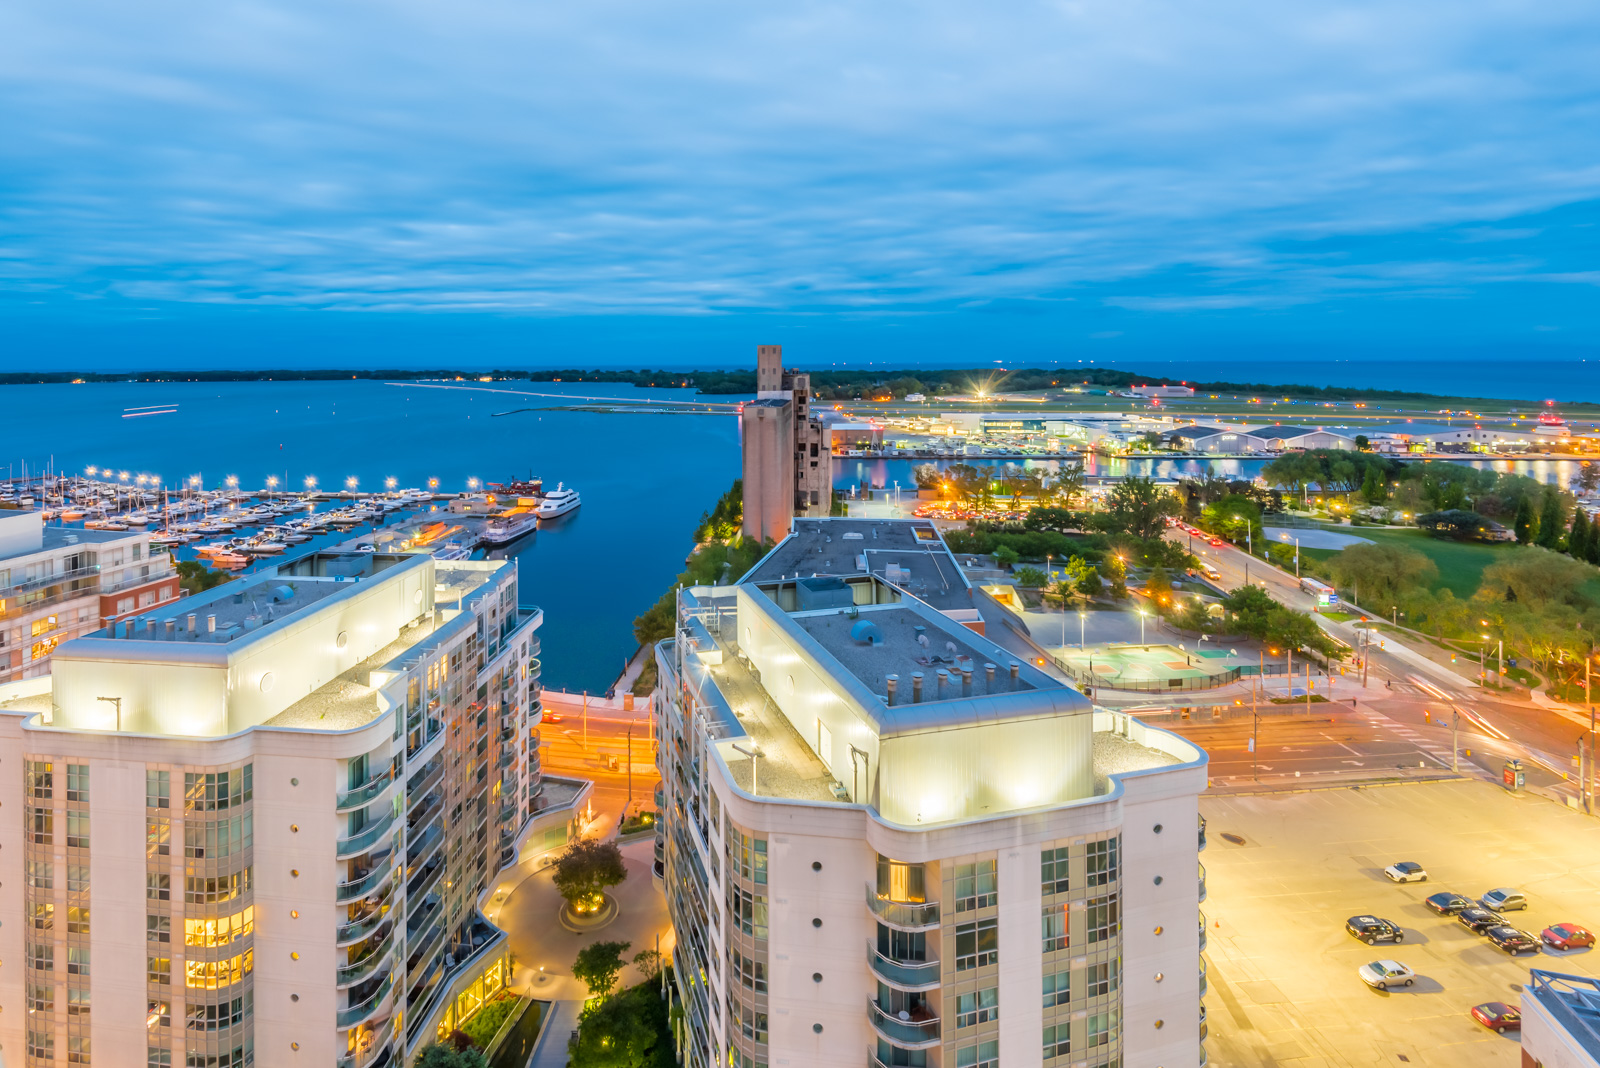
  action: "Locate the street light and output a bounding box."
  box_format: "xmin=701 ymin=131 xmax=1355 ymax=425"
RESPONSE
xmin=1138 ymin=609 xmax=1148 ymax=645
xmin=468 ymin=477 xmax=480 ymax=491
xmin=1078 ymin=611 xmax=1087 ymax=649
xmin=386 ymin=477 xmax=397 ymax=491
xmin=346 ymin=476 xmax=359 ymax=491
xmin=305 ymin=476 xmax=318 ymax=490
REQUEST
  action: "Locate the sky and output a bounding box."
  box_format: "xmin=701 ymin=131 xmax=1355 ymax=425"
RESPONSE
xmin=2 ymin=0 xmax=1599 ymax=371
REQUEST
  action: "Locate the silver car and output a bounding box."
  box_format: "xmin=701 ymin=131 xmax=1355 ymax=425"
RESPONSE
xmin=1479 ymin=888 xmax=1527 ymax=912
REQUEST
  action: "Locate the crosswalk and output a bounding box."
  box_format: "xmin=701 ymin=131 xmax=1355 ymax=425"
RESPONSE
xmin=1358 ymin=710 xmax=1459 ymax=769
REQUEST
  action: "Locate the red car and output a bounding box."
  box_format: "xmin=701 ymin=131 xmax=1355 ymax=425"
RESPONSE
xmin=1208 ymin=538 xmax=1224 ymax=547
xmin=1541 ymin=923 xmax=1595 ymax=950
xmin=1470 ymin=1002 xmax=1521 ymax=1034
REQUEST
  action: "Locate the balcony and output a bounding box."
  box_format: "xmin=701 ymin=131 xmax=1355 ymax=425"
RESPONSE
xmin=336 ymin=855 xmax=395 ymax=904
xmin=336 ymin=1039 xmax=392 ymax=1068
xmin=407 ymin=759 xmax=444 ymax=800
xmin=337 ymin=811 xmax=398 ymax=859
xmin=337 ymin=928 xmax=396 ymax=988
xmin=408 ymin=857 xmax=444 ymax=902
xmin=1198 ymin=911 xmax=1207 ymax=953
xmin=407 ymin=793 xmax=443 ymax=834
xmin=1199 ymin=958 xmax=1208 ymax=998
xmin=407 ymin=821 xmax=444 ymax=868
xmin=866 ymin=1000 xmax=940 ymax=1049
xmin=496 ymin=747 xmax=515 ymax=770
xmin=865 ymin=884 xmax=940 ymax=930
xmin=867 ymin=944 xmax=940 ymax=991
xmin=407 ymin=922 xmax=445 ymax=973
xmin=338 ymin=769 xmax=396 ymax=813
xmin=336 ymin=898 xmax=393 ymax=946
xmin=1198 ymin=862 xmax=1207 ymax=904
xmin=337 ymin=975 xmax=395 ymax=1029
xmin=1199 ymin=813 xmax=1207 ymax=852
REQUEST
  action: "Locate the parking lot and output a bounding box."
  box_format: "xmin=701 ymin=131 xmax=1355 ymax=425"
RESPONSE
xmin=1200 ymin=780 xmax=1600 ymax=1066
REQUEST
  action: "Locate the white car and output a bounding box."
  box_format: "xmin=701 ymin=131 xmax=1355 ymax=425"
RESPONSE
xmin=1358 ymin=960 xmax=1416 ymax=991
xmin=1383 ymin=861 xmax=1428 ymax=884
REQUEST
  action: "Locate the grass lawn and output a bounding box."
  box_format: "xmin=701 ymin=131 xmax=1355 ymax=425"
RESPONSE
xmin=1297 ymin=526 xmax=1512 ymax=597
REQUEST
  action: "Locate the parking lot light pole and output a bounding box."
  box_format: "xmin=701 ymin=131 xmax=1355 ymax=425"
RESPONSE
xmin=1078 ymin=611 xmax=1086 ymax=650
xmin=1254 ymin=650 xmax=1261 ymax=782
xmin=1451 ymin=706 xmax=1460 ymax=773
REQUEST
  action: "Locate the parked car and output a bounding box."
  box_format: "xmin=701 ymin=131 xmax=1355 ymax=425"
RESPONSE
xmin=1540 ymin=923 xmax=1595 ymax=951
xmin=1384 ymin=861 xmax=1428 ymax=884
xmin=1424 ymin=891 xmax=1473 ymax=915
xmin=1346 ymin=916 xmax=1405 ymax=944
xmin=1479 ymin=888 xmax=1528 ymax=912
xmin=1358 ymin=960 xmax=1415 ymax=990
xmin=1486 ymin=926 xmax=1540 ymax=955
xmin=1470 ymin=1002 xmax=1521 ymax=1034
xmin=1459 ymin=908 xmax=1507 ymax=935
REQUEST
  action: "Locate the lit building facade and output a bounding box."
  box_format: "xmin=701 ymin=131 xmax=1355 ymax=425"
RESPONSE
xmin=0 ymin=510 xmax=179 ymax=683
xmin=741 ymin=345 xmax=830 ymax=544
xmin=0 ymin=550 xmax=552 ymax=1068
xmin=654 ymin=518 xmax=1208 ymax=1068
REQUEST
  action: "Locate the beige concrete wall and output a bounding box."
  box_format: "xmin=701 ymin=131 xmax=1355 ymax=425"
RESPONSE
xmin=741 ymin=403 xmax=795 ymax=544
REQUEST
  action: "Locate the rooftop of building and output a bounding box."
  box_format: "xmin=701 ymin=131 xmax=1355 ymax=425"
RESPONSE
xmin=1162 ymin=424 xmax=1234 ymax=439
xmin=1526 ymin=970 xmax=1600 ymax=1055
xmin=262 ymin=612 xmax=443 ymax=731
xmin=1240 ymin=425 xmax=1341 ymax=437
xmin=743 ymin=517 xmax=971 ymax=611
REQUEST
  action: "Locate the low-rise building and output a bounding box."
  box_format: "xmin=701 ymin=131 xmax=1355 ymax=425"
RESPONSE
xmin=654 ymin=517 xmax=1209 ymax=1068
xmin=1 ymin=510 xmax=179 ymax=684
xmin=0 ymin=549 xmax=557 ymax=1068
xmin=1522 ymin=969 xmax=1600 ymax=1067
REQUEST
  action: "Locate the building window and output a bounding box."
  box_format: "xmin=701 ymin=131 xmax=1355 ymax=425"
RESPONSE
xmin=1086 ymin=959 xmax=1120 ymax=998
xmin=29 ymin=759 xmax=54 ymax=799
xmin=184 ymin=993 xmax=249 ymax=1031
xmin=183 ymin=813 xmax=253 ymax=859
xmin=28 ymin=860 xmax=54 ymax=889
xmin=184 ymin=950 xmax=253 ymax=990
xmin=1087 ymin=1009 xmax=1118 ymax=1047
xmin=955 ymin=1041 xmax=998 ymax=1068
xmin=67 ymin=1033 xmax=90 ymax=1064
xmin=1042 ymin=845 xmax=1070 ymax=895
xmin=67 ymin=946 xmax=90 ymax=976
xmin=149 ymin=1000 xmax=171 ymax=1029
xmin=728 ymin=885 xmax=768 ymax=939
xmin=67 ymin=986 xmax=91 ymax=1016
xmin=148 ymin=915 xmax=172 ymax=943
xmin=147 ymin=873 xmax=171 ymax=901
xmin=1086 ymin=838 xmax=1119 ymax=887
xmin=727 ymin=995 xmax=769 ymax=1044
xmin=28 ymin=942 xmax=54 ymax=972
xmin=69 ymin=865 xmax=89 ymax=892
xmin=148 ymin=1049 xmax=173 ymax=1068
xmin=1042 ymin=904 xmax=1069 ymax=952
xmin=954 ymin=919 xmax=999 ymax=971
xmin=728 ymin=829 xmax=768 ymax=885
xmin=876 ymin=856 xmax=925 ymax=903
xmin=183 ymin=767 xmax=253 ymax=812
xmin=729 ymin=945 xmax=767 ymax=993
xmin=955 ymin=987 xmax=998 ymax=1028
xmin=28 ymin=1030 xmax=54 ymax=1060
xmin=954 ymin=860 xmax=996 ymax=912
xmin=148 ymin=957 xmax=171 ymax=985
xmin=184 ymin=907 xmax=254 ymax=948
xmin=147 ymin=817 xmax=170 ymax=858
xmin=147 ymin=770 xmax=171 ymax=809
xmin=1043 ymin=967 xmax=1071 ymax=1007
xmin=67 ymin=764 xmax=89 ymax=803
xmin=30 ymin=983 xmax=55 ymax=1014
xmin=1087 ymin=895 xmax=1119 ymax=944
xmin=32 ymin=901 xmax=55 ymax=931
xmin=32 ymin=806 xmax=54 ymax=845
xmin=1043 ymin=1023 xmax=1072 ymax=1060
xmin=67 ymin=810 xmax=90 ymax=849
xmin=67 ymin=906 xmax=90 ymax=936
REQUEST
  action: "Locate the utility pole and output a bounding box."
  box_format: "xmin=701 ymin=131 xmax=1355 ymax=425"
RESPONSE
xmin=1253 ymin=650 xmax=1261 ymax=782
xmin=626 ymin=726 xmax=634 ymax=814
xmin=582 ymin=690 xmax=589 ymax=749
xmin=1452 ymin=707 xmax=1460 ymax=773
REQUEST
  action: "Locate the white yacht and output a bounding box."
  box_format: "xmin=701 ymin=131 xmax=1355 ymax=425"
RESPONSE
xmin=481 ymin=508 xmax=539 ymax=546
xmin=535 ymin=484 xmax=581 ymax=520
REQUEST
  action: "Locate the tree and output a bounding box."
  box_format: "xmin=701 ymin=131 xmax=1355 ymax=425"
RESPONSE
xmin=175 ymin=559 xmax=233 ymax=595
xmin=632 ymin=587 xmax=677 ymax=645
xmin=416 ymin=1044 xmax=489 ymax=1068
xmin=1359 ymin=464 xmax=1386 ymax=504
xmin=1536 ymin=490 xmax=1565 ymax=550
xmin=574 ymin=940 xmax=633 ymax=1001
xmin=1513 ymin=495 xmax=1535 ymax=545
xmin=993 ymin=546 xmax=1020 ymax=568
xmin=1200 ymin=494 xmax=1263 ymax=546
xmin=1145 ymin=565 xmax=1173 ymax=609
xmin=1477 ymin=550 xmax=1594 ymax=612
xmin=553 ymin=839 xmax=627 ymax=911
xmin=1325 ymin=543 xmax=1438 ymax=606
xmin=569 ymin=981 xmax=674 ymax=1068
xmin=632 ymin=948 xmax=663 ymax=982
xmin=1013 ymin=566 xmax=1048 ymax=588
xmin=1578 ymin=461 xmax=1600 ymax=496
xmin=911 ymin=463 xmax=942 ymax=490
xmin=1050 ymin=461 xmax=1087 ymax=509
xmin=1074 ymin=564 xmax=1103 ymax=600
xmin=1568 ymin=509 xmax=1592 ymax=562
xmin=1022 ymin=507 xmax=1084 ymax=534
xmin=1173 ymin=599 xmax=1214 ymax=634
xmin=1103 ymin=476 xmax=1177 ymax=540
xmin=1354 ymin=434 xmax=1371 ymax=451
xmin=1415 ymin=509 xmax=1492 ymax=541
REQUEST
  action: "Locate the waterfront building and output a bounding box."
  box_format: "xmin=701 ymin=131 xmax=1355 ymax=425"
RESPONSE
xmin=0 ymin=509 xmax=179 ymax=683
xmin=0 ymin=549 xmax=572 ymax=1068
xmin=742 ymin=345 xmax=830 ymax=543
xmin=653 ymin=517 xmax=1209 ymax=1068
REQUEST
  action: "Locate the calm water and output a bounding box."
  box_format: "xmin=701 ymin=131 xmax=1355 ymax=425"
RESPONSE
xmin=0 ymin=380 xmax=742 ymax=694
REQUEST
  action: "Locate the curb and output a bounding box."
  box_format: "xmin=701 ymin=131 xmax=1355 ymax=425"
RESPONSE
xmin=1206 ymin=774 xmax=1468 ymax=797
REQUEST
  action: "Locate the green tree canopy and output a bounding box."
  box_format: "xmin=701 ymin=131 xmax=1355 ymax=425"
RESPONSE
xmin=1536 ymin=490 xmax=1566 ymax=550
xmin=416 ymin=1044 xmax=489 ymax=1068
xmin=1415 ymin=509 xmax=1492 ymax=540
xmin=553 ymin=839 xmax=627 ymax=910
xmin=1324 ymin=543 xmax=1438 ymax=605
xmin=574 ymin=940 xmax=633 ymax=1001
xmin=1513 ymin=496 xmax=1536 ymax=544
xmin=1477 ymin=549 xmax=1594 ymax=612
xmin=1200 ymin=494 xmax=1263 ymax=545
xmin=1102 ymin=476 xmax=1178 ymax=540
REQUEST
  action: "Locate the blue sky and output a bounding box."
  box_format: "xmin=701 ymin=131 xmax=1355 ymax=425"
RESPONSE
xmin=2 ymin=0 xmax=1598 ymax=371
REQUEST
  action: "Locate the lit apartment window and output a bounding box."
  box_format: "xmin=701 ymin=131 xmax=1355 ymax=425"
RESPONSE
xmin=31 ymin=615 xmax=59 ymax=637
xmin=1041 ymin=845 xmax=1071 ymax=895
xmin=954 ymin=919 xmax=998 ymax=970
xmin=183 ymin=767 xmax=253 ymax=811
xmin=1085 ymin=959 xmax=1120 ymax=997
xmin=148 ymin=1000 xmax=171 ymax=1029
xmin=1086 ymin=895 xmax=1119 ymax=943
xmin=1043 ymin=1023 xmax=1071 ymax=1060
xmin=32 ymin=902 xmax=55 ymax=931
xmin=1086 ymin=838 xmax=1119 ymax=887
xmin=876 ymin=856 xmax=925 ymax=903
xmin=1042 ymin=967 xmax=1071 ymax=1007
xmin=184 ymin=949 xmax=253 ymax=990
xmin=955 ymin=987 xmax=998 ymax=1027
xmin=147 ymin=817 xmax=171 ymax=858
xmin=27 ymin=760 xmax=53 ymax=798
xmin=67 ymin=906 xmax=90 ymax=936
xmin=1042 ymin=905 xmax=1069 ymax=952
xmin=954 ymin=860 xmax=996 ymax=911
xmin=148 ymin=957 xmax=171 ymax=985
xmin=955 ymin=1041 xmax=998 ymax=1068
xmin=184 ymin=907 xmax=254 ymax=948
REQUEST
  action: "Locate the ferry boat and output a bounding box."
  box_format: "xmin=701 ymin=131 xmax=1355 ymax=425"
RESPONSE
xmin=431 ymin=541 xmax=472 ymax=561
xmin=535 ymin=484 xmax=581 ymax=520
xmin=481 ymin=508 xmax=539 ymax=546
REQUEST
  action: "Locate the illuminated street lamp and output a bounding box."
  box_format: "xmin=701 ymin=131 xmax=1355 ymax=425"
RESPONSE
xmin=1138 ymin=609 xmax=1148 ymax=645
xmin=1078 ymin=611 xmax=1087 ymax=649
xmin=468 ymin=477 xmax=480 ymax=491
xmin=385 ymin=477 xmax=397 ymax=491
xmin=346 ymin=476 xmax=359 ymax=491
xmin=86 ymin=465 xmax=98 ymax=476
xmin=428 ymin=478 xmax=439 ymax=490
xmin=266 ymin=475 xmax=278 ymax=491
xmin=225 ymin=475 xmax=238 ymax=489
xmin=305 ymin=476 xmax=318 ymax=490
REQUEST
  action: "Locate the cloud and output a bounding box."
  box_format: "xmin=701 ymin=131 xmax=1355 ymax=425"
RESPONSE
xmin=0 ymin=0 xmax=1597 ymax=339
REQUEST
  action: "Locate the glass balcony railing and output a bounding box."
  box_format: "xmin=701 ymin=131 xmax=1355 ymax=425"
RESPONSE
xmin=866 ymin=1000 xmax=940 ymax=1048
xmin=1199 ymin=814 xmax=1207 ymax=852
xmin=337 ymin=975 xmax=394 ymax=1029
xmin=336 ymin=899 xmax=393 ymax=946
xmin=864 ymin=884 xmax=939 ymax=929
xmin=867 ymin=944 xmax=940 ymax=989
xmin=337 ymin=928 xmax=396 ymax=987
xmin=1199 ymin=862 xmax=1207 ymax=903
xmin=335 ymin=1038 xmax=392 ymax=1068
xmin=337 ymin=811 xmax=398 ymax=860
xmin=1199 ymin=910 xmax=1207 ymax=953
xmin=336 ymin=855 xmax=395 ymax=904
xmin=1199 ymin=958 xmax=1208 ymax=998
xmin=337 ymin=769 xmax=395 ymax=812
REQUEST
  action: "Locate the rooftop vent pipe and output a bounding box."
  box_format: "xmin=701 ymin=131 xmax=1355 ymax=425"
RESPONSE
xmin=911 ymin=672 xmax=924 ymax=703
xmin=186 ymin=613 xmax=196 ymax=634
xmin=885 ymin=674 xmax=899 ymax=705
xmin=207 ymin=615 xmax=216 ymax=634
xmin=164 ymin=619 xmax=176 ymax=638
xmin=145 ymin=618 xmax=156 ymax=638
xmin=1009 ymin=661 xmax=1021 ymax=688
xmin=936 ymin=669 xmax=950 ymax=697
xmin=960 ymin=661 xmax=973 ymax=696
xmin=984 ymin=662 xmax=996 ymax=687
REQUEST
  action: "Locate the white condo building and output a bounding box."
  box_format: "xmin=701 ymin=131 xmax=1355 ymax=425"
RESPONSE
xmin=0 ymin=549 xmax=580 ymax=1068
xmin=654 ymin=519 xmax=1209 ymax=1068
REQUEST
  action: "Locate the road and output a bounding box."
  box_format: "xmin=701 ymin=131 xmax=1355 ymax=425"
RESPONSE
xmin=539 ymin=694 xmax=660 ymax=833
xmin=1170 ymin=528 xmax=1599 ymax=805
